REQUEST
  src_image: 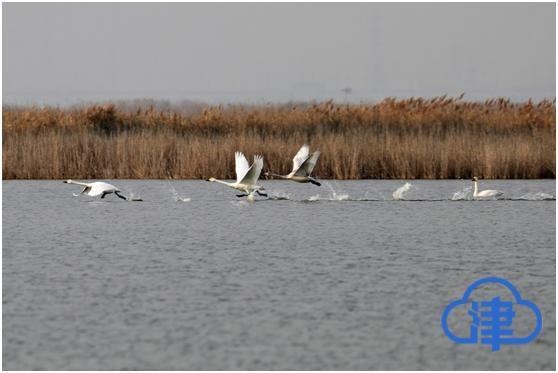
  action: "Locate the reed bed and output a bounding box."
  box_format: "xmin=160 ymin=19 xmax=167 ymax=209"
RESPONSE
xmin=3 ymin=97 xmax=555 ymax=179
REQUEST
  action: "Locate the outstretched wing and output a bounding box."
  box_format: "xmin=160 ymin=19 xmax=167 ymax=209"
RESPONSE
xmin=235 ymin=152 xmax=250 ymax=183
xmin=291 ymin=144 xmax=310 ymax=173
xmin=294 ymin=151 xmax=320 ymax=176
xmin=239 ymin=155 xmax=264 ymax=186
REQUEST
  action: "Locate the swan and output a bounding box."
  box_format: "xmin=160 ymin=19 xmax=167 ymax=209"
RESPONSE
xmin=472 ymin=177 xmax=504 ymax=199
xmin=63 ymin=179 xmax=139 ymax=200
xmin=208 ymin=152 xmax=268 ymax=201
xmin=265 ymin=144 xmax=321 ymax=186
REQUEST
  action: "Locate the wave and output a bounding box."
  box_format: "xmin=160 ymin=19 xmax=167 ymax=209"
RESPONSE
xmin=516 ymin=192 xmax=555 ymax=201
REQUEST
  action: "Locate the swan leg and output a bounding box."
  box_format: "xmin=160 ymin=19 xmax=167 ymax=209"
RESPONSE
xmin=101 ymin=192 xmax=108 ymax=199
xmin=114 ymin=191 xmax=128 ymax=200
xmin=236 ymin=194 xmax=248 ymax=198
xmin=256 ymin=190 xmax=268 ymax=197
xmin=309 ymin=178 xmax=321 ymax=186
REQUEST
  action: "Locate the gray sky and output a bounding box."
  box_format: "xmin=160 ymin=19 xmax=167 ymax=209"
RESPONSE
xmin=3 ymin=3 xmax=556 ymax=105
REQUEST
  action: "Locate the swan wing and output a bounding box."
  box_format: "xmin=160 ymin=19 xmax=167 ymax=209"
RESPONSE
xmin=294 ymin=151 xmax=320 ymax=176
xmin=478 ymin=189 xmax=503 ymax=197
xmin=235 ymin=152 xmax=250 ymax=183
xmin=239 ymin=155 xmax=264 ymax=186
xmin=292 ymin=144 xmax=310 ymax=173
xmin=88 ymin=182 xmax=118 ymax=196
xmin=88 ymin=185 xmax=106 ymax=196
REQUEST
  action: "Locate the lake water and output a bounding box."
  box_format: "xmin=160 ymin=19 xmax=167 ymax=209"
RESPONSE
xmin=2 ymin=179 xmax=556 ymax=370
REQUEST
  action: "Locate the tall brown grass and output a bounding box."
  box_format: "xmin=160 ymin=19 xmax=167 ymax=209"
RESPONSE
xmin=3 ymin=97 xmax=555 ymax=179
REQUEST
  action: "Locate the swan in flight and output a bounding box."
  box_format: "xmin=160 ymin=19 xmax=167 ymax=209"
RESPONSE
xmin=472 ymin=177 xmax=504 ymax=199
xmin=208 ymin=152 xmax=268 ymax=201
xmin=63 ymin=180 xmax=140 ymax=201
xmin=265 ymin=144 xmax=321 ymax=186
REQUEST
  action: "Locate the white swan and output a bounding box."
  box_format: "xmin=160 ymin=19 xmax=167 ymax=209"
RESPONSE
xmin=472 ymin=177 xmax=504 ymax=199
xmin=208 ymin=152 xmax=267 ymax=201
xmin=265 ymin=144 xmax=321 ymax=186
xmin=63 ymin=179 xmax=137 ymax=200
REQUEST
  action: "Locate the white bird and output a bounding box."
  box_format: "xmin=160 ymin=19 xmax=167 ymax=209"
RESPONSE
xmin=63 ymin=179 xmax=138 ymax=200
xmin=265 ymin=144 xmax=321 ymax=186
xmin=208 ymin=152 xmax=267 ymax=201
xmin=472 ymin=177 xmax=504 ymax=199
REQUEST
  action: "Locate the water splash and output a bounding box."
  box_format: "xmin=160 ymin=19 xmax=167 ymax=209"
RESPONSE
xmin=452 ymin=186 xmax=472 ymax=201
xmin=307 ymin=194 xmax=321 ymax=202
xmin=125 ymin=192 xmax=144 ymax=202
xmin=517 ymin=192 xmax=555 ymax=201
xmin=323 ymin=181 xmax=350 ymax=200
xmin=331 ymin=192 xmax=349 ymax=201
xmin=166 ymin=180 xmax=191 ymax=202
xmin=392 ymin=182 xmax=413 ymax=200
xmin=269 ymin=191 xmax=291 ymax=200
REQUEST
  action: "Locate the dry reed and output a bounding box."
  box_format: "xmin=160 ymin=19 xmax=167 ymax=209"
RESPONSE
xmin=3 ymin=97 xmax=555 ymax=179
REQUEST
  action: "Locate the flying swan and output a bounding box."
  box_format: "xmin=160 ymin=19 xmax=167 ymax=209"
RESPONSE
xmin=208 ymin=152 xmax=268 ymax=201
xmin=472 ymin=177 xmax=504 ymax=199
xmin=265 ymin=144 xmax=321 ymax=186
xmin=63 ymin=180 xmax=140 ymax=201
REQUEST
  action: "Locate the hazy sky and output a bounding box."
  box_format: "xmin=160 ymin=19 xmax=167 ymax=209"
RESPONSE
xmin=3 ymin=3 xmax=556 ymax=105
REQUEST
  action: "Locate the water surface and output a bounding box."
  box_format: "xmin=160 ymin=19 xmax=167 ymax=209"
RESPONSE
xmin=3 ymin=180 xmax=556 ymax=370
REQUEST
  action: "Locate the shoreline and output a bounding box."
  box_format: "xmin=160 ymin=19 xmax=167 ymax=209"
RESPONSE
xmin=3 ymin=97 xmax=555 ymax=180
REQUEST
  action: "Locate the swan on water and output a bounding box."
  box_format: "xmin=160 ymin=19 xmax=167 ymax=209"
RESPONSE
xmin=265 ymin=144 xmax=321 ymax=186
xmin=472 ymin=177 xmax=503 ymax=198
xmin=63 ymin=179 xmax=139 ymax=200
xmin=208 ymin=152 xmax=268 ymax=201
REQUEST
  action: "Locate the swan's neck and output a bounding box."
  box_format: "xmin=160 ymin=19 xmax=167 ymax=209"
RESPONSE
xmin=268 ymin=172 xmax=288 ymax=179
xmin=66 ymin=179 xmax=89 ymax=187
xmin=473 ymin=181 xmax=478 ymax=197
xmin=209 ymin=178 xmax=235 ymax=187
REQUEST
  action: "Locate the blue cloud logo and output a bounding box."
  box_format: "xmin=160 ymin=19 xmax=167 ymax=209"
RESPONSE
xmin=441 ymin=276 xmax=542 ymax=351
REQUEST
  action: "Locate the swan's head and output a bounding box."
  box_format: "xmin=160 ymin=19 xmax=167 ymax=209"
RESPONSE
xmin=472 ymin=176 xmax=479 ymax=182
xmin=207 ymin=177 xmax=216 ymax=182
xmin=63 ymin=179 xmax=73 ymax=184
